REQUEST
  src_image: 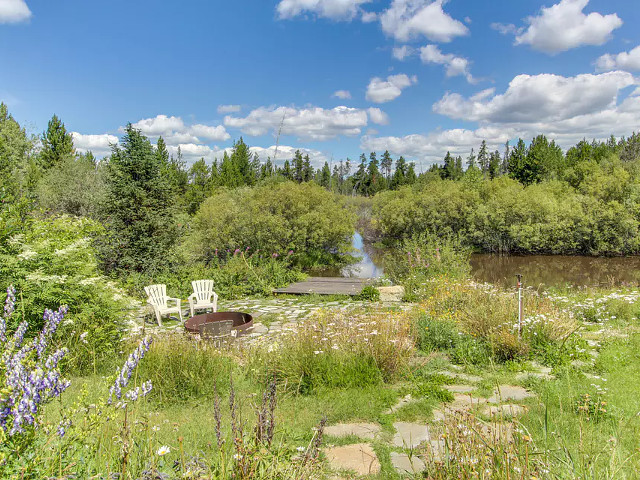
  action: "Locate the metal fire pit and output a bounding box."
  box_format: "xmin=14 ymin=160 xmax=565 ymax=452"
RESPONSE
xmin=184 ymin=312 xmax=253 ymax=335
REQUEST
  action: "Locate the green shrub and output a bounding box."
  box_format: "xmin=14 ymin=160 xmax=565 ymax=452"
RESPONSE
xmin=357 ymin=285 xmax=380 ymax=301
xmin=185 ymin=181 xmax=356 ymax=269
xmin=0 ymin=215 xmax=133 ymax=373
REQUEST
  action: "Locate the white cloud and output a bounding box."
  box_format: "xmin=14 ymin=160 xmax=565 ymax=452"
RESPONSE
xmin=224 ymin=105 xmax=371 ymax=141
xmin=361 ymin=10 xmax=377 ymax=23
xmin=217 ymin=104 xmax=242 ymax=114
xmin=167 ymin=143 xmax=219 ymax=162
xmin=71 ymin=133 xmax=118 ymax=157
xmin=596 ymin=45 xmax=640 ymax=73
xmin=361 ymin=128 xmax=510 ymax=163
xmin=392 ymin=45 xmax=414 ymax=60
xmin=490 ymin=22 xmax=520 ymax=36
xmin=0 ymin=0 xmax=31 ymax=24
xmin=432 ymin=71 xmax=640 ymax=148
xmin=250 ymin=145 xmax=329 ymax=167
xmin=332 ymin=90 xmax=352 ymax=99
xmin=380 ymin=0 xmax=469 ymax=43
xmin=189 ymin=124 xmax=231 ymax=141
xmin=505 ymin=0 xmax=623 ymax=54
xmin=366 ymin=73 xmax=417 ymax=103
xmin=277 ymin=0 xmax=371 ymax=21
xmin=420 ymin=44 xmax=474 ymax=83
xmin=367 ymin=107 xmax=390 ymax=125
xmin=129 ymin=114 xmax=230 ymax=142
xmin=131 ymin=115 xmax=185 ymax=136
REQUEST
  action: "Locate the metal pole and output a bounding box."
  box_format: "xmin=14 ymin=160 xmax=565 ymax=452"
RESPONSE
xmin=516 ymin=274 xmax=523 ymax=339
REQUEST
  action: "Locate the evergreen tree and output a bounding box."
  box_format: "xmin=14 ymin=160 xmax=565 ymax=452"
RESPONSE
xmin=40 ymin=114 xmax=74 ymax=171
xmin=353 ymin=154 xmax=367 ymax=195
xmin=293 ymin=150 xmax=304 ymax=183
xmin=466 ymin=148 xmax=477 ymax=170
xmin=381 ymin=150 xmax=393 ymax=180
xmin=303 ymin=154 xmax=314 ymax=182
xmin=97 ymin=124 xmax=178 ymax=274
xmin=320 ymin=162 xmax=331 ymax=188
xmin=366 ymin=152 xmax=382 ymax=195
xmin=406 ymin=162 xmax=417 ymax=184
xmin=230 ymin=137 xmax=254 ymax=185
xmin=281 ymin=159 xmax=292 ymax=179
xmin=478 ymin=140 xmax=489 ymax=177
xmin=219 ymin=151 xmax=239 ymax=187
xmin=488 ymin=150 xmax=501 ymax=179
xmin=185 ymin=158 xmax=211 ymax=215
xmin=391 ymin=156 xmax=407 ymax=189
xmin=508 ymin=139 xmax=527 ymax=183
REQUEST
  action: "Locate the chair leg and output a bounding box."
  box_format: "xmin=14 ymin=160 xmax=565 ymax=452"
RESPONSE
xmin=155 ymin=310 xmax=163 ymax=327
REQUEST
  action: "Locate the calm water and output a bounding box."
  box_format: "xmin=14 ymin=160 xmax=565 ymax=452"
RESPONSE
xmin=470 ymin=254 xmax=640 ymax=289
xmin=318 ymin=235 xmax=640 ymax=287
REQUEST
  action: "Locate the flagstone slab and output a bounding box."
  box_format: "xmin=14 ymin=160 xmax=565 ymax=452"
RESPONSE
xmin=482 ymin=404 xmax=527 ymax=417
xmin=392 ymin=422 xmax=431 ymax=448
xmin=444 ymin=385 xmax=475 ymax=393
xmin=390 ymin=452 xmax=426 ymax=474
xmin=324 ymin=443 xmax=381 ymax=476
xmin=324 ymin=423 xmax=382 ymax=440
xmin=487 ymin=385 xmax=534 ymax=403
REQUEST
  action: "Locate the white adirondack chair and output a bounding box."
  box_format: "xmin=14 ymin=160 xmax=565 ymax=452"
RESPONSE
xmin=189 ymin=280 xmax=218 ymax=317
xmin=144 ymin=284 xmax=183 ymax=326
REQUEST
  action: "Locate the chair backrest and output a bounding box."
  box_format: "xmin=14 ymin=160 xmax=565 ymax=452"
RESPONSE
xmin=144 ymin=284 xmax=167 ymax=308
xmin=200 ymin=320 xmax=233 ymax=339
xmin=192 ymin=279 xmax=215 ymax=302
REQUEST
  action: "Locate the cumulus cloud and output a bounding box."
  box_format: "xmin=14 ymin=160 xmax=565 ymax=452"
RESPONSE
xmin=432 ymin=71 xmax=640 ymax=147
xmin=392 ymin=45 xmax=414 ymax=60
xmin=361 ymin=128 xmax=510 ymax=163
xmin=129 ymin=114 xmax=230 ymax=142
xmin=420 ymin=44 xmax=474 ymax=83
xmin=224 ymin=105 xmax=374 ymax=141
xmin=71 ymin=133 xmax=118 ymax=157
xmin=366 ymin=73 xmax=417 ymax=103
xmin=277 ymin=0 xmax=371 ymax=21
xmin=360 ymin=10 xmax=377 ymax=23
xmin=380 ymin=0 xmax=469 ymax=43
xmin=499 ymin=0 xmax=623 ymax=54
xmin=0 ymin=0 xmax=31 ymax=24
xmin=367 ymin=107 xmax=390 ymax=125
xmin=217 ymin=104 xmax=241 ymax=114
xmin=596 ymin=45 xmax=640 ymax=73
xmin=332 ymin=90 xmax=352 ymax=99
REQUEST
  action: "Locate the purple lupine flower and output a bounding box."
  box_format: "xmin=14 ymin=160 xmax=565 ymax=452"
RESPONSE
xmin=108 ymin=336 xmax=153 ymax=404
xmin=141 ymin=380 xmax=153 ymax=397
xmin=1 ymin=299 xmax=71 ymax=437
xmin=57 ymin=419 xmax=71 ymax=437
xmin=12 ymin=322 xmax=28 ymax=350
xmin=1 ymin=286 xmax=16 ymax=343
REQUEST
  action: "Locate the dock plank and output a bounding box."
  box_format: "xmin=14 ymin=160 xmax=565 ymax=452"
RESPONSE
xmin=273 ymin=277 xmax=373 ymax=296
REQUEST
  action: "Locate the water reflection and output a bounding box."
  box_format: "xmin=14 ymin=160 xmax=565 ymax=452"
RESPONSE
xmin=471 ymin=254 xmax=640 ymax=289
xmin=341 ymin=232 xmax=384 ymax=278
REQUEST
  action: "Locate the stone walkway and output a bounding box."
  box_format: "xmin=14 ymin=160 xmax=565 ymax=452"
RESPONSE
xmin=129 ymin=297 xmax=415 ymax=339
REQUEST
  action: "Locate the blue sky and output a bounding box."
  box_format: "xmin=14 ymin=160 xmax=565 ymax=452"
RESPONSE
xmin=1 ymin=0 xmax=639 ymax=169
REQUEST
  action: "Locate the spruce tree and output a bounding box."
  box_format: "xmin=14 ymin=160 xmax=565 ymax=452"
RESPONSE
xmin=40 ymin=114 xmax=75 ymax=170
xmin=293 ymin=150 xmax=304 ymax=183
xmin=97 ymin=124 xmax=178 ymax=274
xmin=381 ymin=150 xmax=393 ymax=180
xmin=478 ymin=140 xmax=489 ymax=177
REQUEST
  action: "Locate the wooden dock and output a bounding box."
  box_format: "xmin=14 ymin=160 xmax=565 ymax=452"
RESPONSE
xmin=273 ymin=277 xmax=373 ymax=296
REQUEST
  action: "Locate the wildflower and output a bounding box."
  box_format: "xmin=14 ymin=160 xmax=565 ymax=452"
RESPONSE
xmin=157 ymin=445 xmax=171 ymax=456
xmin=108 ymin=336 xmax=153 ymax=404
xmin=152 ymin=425 xmax=160 ymax=432
xmin=79 ymin=332 xmax=88 ymax=344
xmin=296 ymin=446 xmax=305 ymax=452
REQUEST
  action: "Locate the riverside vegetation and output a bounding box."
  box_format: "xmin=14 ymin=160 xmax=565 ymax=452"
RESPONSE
xmin=1 ymin=105 xmax=640 ymax=478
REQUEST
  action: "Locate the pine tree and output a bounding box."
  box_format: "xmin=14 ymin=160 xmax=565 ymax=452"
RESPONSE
xmin=478 ymin=140 xmax=489 ymax=177
xmin=366 ymin=152 xmax=381 ymax=195
xmin=391 ymin=156 xmax=407 ymax=189
xmin=303 ymin=154 xmax=314 ymax=182
xmin=381 ymin=150 xmax=393 ymax=180
xmin=281 ymin=159 xmax=292 ymax=179
xmin=293 ymin=150 xmax=304 ymax=183
xmin=466 ymin=148 xmax=477 ymax=170
xmin=488 ymin=150 xmax=501 ymax=179
xmin=40 ymin=114 xmax=75 ymax=170
xmin=320 ymin=162 xmax=331 ymax=188
xmin=185 ymin=158 xmax=211 ymax=214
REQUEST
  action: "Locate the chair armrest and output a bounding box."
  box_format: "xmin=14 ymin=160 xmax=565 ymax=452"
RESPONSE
xmin=212 ymin=291 xmax=219 ymax=302
xmin=167 ymin=297 xmax=181 ymax=307
xmin=188 ymin=294 xmax=197 ymax=305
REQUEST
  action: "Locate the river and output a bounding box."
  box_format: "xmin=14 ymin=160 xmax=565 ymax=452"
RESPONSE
xmin=333 ymin=234 xmax=640 ymax=288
